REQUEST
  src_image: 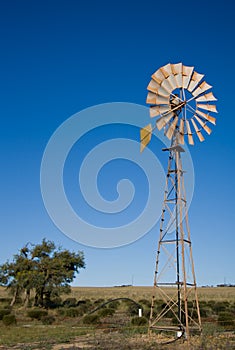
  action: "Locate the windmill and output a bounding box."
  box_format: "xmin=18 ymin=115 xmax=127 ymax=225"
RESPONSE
xmin=140 ymin=63 xmax=217 ymax=342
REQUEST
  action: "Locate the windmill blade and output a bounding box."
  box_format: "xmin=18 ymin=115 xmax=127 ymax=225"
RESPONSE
xmin=161 ymin=79 xmax=173 ymax=94
xmin=194 ymin=115 xmax=212 ymax=135
xmin=158 ymin=85 xmax=170 ymax=97
xmin=146 ymin=92 xmax=157 ymax=104
xmin=196 ymin=109 xmax=216 ymax=125
xmin=156 ymin=112 xmax=174 ymax=130
xmin=171 ymin=63 xmax=182 ymax=75
xmin=150 ymin=105 xmax=169 ymax=118
xmin=165 ymin=116 xmax=178 ymax=140
xmin=187 ymin=71 xmax=204 ymax=92
xmin=196 ymin=92 xmax=217 ymax=102
xmin=185 ymin=120 xmax=194 ymax=145
xmin=171 ymin=63 xmax=183 ymax=87
xmin=182 ymin=65 xmax=194 ymax=89
xmin=160 ymin=63 xmax=172 ymax=78
xmin=192 ymin=81 xmax=212 ymax=97
xmin=191 ymin=119 xmax=205 ymax=142
xmin=147 ymin=79 xmax=160 ymax=93
xmin=140 ymin=124 xmax=152 ymax=152
xmin=155 ymin=95 xmax=169 ymax=105
xmin=167 ymin=74 xmax=178 ymax=90
xmin=179 ymin=119 xmax=185 ymax=144
xmin=196 ymin=103 xmax=218 ymax=113
xmin=174 ymin=74 xmax=183 ymax=88
xmin=151 ymin=69 xmax=165 ymax=85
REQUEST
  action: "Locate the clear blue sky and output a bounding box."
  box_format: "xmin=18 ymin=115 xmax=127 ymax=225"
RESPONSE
xmin=1 ymin=0 xmax=234 ymax=287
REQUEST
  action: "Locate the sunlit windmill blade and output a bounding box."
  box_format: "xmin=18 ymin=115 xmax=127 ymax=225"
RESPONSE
xmin=191 ymin=118 xmax=205 ymax=142
xmin=165 ymin=116 xmax=178 ymax=140
xmin=155 ymin=95 xmax=170 ymax=105
xmin=194 ymin=115 xmax=212 ymax=135
xmin=150 ymin=105 xmax=169 ymax=117
xmin=195 ymin=92 xmax=217 ymax=102
xmin=140 ymin=124 xmax=152 ymax=152
xmin=196 ymin=110 xmax=216 ymax=125
xmin=196 ymin=104 xmax=218 ymax=113
xmin=187 ymin=71 xmax=204 ymax=92
xmin=146 ymin=92 xmax=157 ymax=104
xmin=192 ymin=81 xmax=212 ymax=97
xmin=156 ymin=112 xmax=174 ymax=130
xmin=182 ymin=65 xmax=194 ymax=89
xmin=157 ymin=85 xmax=170 ymax=97
xmin=147 ymin=79 xmax=161 ymax=93
xmin=161 ymin=79 xmax=173 ymax=94
xmin=151 ymin=69 xmax=165 ymax=84
xmin=179 ymin=118 xmax=185 ymax=144
xmin=171 ymin=63 xmax=183 ymax=87
xmin=160 ymin=63 xmax=173 ymax=78
xmin=186 ymin=120 xmax=194 ymax=145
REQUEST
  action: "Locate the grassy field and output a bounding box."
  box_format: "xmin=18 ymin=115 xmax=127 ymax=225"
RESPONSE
xmin=0 ymin=286 xmax=234 ymax=349
xmin=69 ymin=285 xmax=235 ymax=302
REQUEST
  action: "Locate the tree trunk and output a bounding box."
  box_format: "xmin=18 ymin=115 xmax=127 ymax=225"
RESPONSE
xmin=10 ymin=287 xmax=19 ymax=307
xmin=23 ymin=288 xmax=30 ymax=308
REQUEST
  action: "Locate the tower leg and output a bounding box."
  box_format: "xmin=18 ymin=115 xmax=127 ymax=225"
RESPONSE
xmin=149 ymin=138 xmax=201 ymax=342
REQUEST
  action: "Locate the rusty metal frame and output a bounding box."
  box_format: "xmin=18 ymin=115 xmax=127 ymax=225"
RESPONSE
xmin=149 ymin=130 xmax=202 ymax=340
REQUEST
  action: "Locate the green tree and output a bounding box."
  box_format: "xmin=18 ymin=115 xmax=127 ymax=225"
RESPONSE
xmin=0 ymin=239 xmax=85 ymax=307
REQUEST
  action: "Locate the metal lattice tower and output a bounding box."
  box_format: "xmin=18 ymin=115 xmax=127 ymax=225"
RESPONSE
xmin=140 ymin=63 xmax=217 ymax=342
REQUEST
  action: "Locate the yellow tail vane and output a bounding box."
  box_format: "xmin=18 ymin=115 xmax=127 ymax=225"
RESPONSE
xmin=140 ymin=124 xmax=152 ymax=152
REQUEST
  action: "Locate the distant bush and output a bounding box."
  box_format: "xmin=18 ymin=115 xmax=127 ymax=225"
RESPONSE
xmin=2 ymin=314 xmax=16 ymax=326
xmin=63 ymin=298 xmax=77 ymax=308
xmin=139 ymin=299 xmax=151 ymax=308
xmin=217 ymin=311 xmax=234 ymax=328
xmin=93 ymin=298 xmax=105 ymax=305
xmin=64 ymin=307 xmax=80 ymax=317
xmin=213 ymin=302 xmax=230 ymax=314
xmin=83 ymin=314 xmax=100 ymax=324
xmin=127 ymin=303 xmax=139 ymax=316
xmin=77 ymin=304 xmax=90 ymax=315
xmin=41 ymin=315 xmax=55 ymax=325
xmin=131 ymin=316 xmax=148 ymax=326
xmin=27 ymin=309 xmax=48 ymax=320
xmin=0 ymin=309 xmax=11 ymax=320
xmin=107 ymin=300 xmax=120 ymax=309
xmin=98 ymin=308 xmax=115 ymax=317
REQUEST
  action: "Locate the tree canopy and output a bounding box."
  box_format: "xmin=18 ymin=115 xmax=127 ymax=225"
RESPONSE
xmin=0 ymin=239 xmax=85 ymax=307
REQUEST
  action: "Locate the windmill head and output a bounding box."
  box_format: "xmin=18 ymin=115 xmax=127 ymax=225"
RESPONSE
xmin=140 ymin=63 xmax=218 ymax=152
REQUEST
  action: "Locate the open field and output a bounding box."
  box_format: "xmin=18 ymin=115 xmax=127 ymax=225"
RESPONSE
xmin=0 ymin=286 xmax=234 ymax=349
xmin=68 ymin=286 xmax=235 ymax=303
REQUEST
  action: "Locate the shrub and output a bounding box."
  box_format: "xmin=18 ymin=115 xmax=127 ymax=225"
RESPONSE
xmin=107 ymin=300 xmax=120 ymax=309
xmin=63 ymin=298 xmax=77 ymax=308
xmin=131 ymin=316 xmax=148 ymax=326
xmin=127 ymin=303 xmax=139 ymax=316
xmin=41 ymin=315 xmax=55 ymax=325
xmin=83 ymin=314 xmax=100 ymax=324
xmin=93 ymin=298 xmax=105 ymax=305
xmin=98 ymin=308 xmax=115 ymax=317
xmin=2 ymin=314 xmax=16 ymax=326
xmin=217 ymin=312 xmax=234 ymax=328
xmin=27 ymin=309 xmax=48 ymax=320
xmin=64 ymin=307 xmax=80 ymax=317
xmin=77 ymin=303 xmax=90 ymax=315
xmin=139 ymin=299 xmax=151 ymax=308
xmin=0 ymin=309 xmax=11 ymax=320
xmin=213 ymin=301 xmax=230 ymax=314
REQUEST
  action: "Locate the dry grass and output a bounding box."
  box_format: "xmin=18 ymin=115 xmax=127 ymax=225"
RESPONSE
xmin=0 ymin=286 xmax=234 ymax=349
xmin=68 ymin=286 xmax=235 ymax=303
